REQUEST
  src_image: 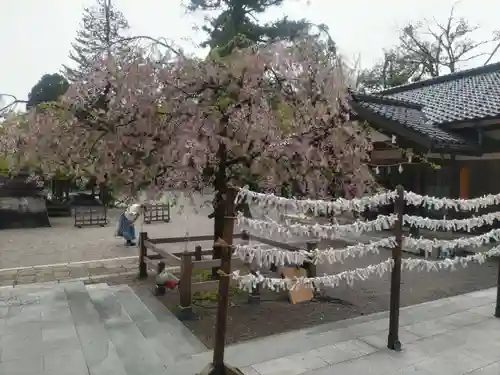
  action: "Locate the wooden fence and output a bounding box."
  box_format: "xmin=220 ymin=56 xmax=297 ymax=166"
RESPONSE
xmin=137 ymin=231 xmax=320 ymax=315
xmin=138 ymin=231 xmax=252 ymax=318
xmin=73 ymin=205 xmax=108 ymax=228
xmin=144 ymin=203 xmax=171 ymax=224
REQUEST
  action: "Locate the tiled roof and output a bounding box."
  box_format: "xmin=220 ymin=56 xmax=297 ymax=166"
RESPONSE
xmin=352 ymin=94 xmax=469 ymax=148
xmin=378 ymin=63 xmax=500 ymax=126
xmin=350 ymin=63 xmax=500 ymax=151
xmin=357 ymin=101 xmax=467 ymax=146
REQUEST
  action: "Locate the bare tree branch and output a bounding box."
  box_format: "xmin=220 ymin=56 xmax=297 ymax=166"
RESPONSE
xmin=358 ymin=4 xmax=500 ymax=90
xmin=0 ymin=94 xmax=28 ymax=116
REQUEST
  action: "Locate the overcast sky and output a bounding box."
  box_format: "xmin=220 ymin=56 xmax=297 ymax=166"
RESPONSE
xmin=1 ymin=0 xmax=499 ymax=104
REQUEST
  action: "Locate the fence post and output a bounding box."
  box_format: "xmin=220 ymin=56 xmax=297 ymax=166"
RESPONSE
xmin=495 ymin=257 xmax=500 ymax=317
xmin=242 ymin=231 xmax=260 ymax=304
xmin=306 ymin=241 xmax=318 ymax=296
xmin=178 ymin=251 xmax=193 ymax=320
xmin=138 ymin=232 xmax=148 ymax=279
xmin=305 ymin=241 xmax=317 ymax=277
xmin=388 ymin=185 xmax=404 ymax=351
xmin=195 ymin=245 xmax=203 ymax=261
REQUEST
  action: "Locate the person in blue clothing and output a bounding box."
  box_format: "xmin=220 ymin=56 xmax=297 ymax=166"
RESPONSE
xmin=115 ymin=203 xmax=145 ymax=246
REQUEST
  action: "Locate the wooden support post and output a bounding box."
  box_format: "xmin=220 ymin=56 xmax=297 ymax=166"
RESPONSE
xmin=138 ymin=232 xmax=148 ymax=279
xmin=195 ymin=245 xmax=203 ymax=261
xmin=178 ymin=251 xmax=193 ymax=320
xmin=305 ymin=241 xmax=317 ymax=277
xmin=306 ymin=241 xmax=318 ymax=296
xmin=388 ymin=185 xmax=404 ymax=351
xmin=243 ymin=231 xmax=260 ymax=304
xmin=200 ymin=187 xmax=243 ymax=375
xmin=495 ymin=256 xmax=500 ymax=318
xmin=247 ymin=270 xmax=261 ymax=304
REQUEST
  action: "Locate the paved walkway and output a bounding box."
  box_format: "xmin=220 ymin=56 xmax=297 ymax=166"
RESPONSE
xmin=0 ymin=257 xmax=142 ymax=287
xmin=1 ymin=280 xmax=499 ymax=374
xmin=0 ymin=193 xmax=214 ymax=269
xmin=171 ymin=287 xmax=500 ymax=375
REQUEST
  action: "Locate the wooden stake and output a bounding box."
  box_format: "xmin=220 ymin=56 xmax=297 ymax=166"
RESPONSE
xmin=388 ymin=185 xmax=404 ymax=351
xmin=138 ymin=232 xmax=148 ymax=279
xmin=195 ymin=245 xmax=203 ymax=261
xmin=178 ymin=251 xmax=193 ymax=320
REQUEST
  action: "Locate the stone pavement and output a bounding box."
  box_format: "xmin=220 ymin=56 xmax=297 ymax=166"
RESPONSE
xmin=1 ymin=281 xmax=499 ymax=374
xmin=174 ymin=287 xmax=500 ymax=375
xmin=0 ymin=257 xmax=142 ymax=287
xmin=0 ymin=193 xmax=214 ymax=269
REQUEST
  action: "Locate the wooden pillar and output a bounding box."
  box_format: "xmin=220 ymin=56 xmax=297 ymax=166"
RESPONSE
xmin=194 ymin=245 xmax=203 ymax=261
xmin=178 ymin=251 xmax=193 ymax=319
xmin=409 ymin=164 xmax=421 ymax=238
xmin=138 ymin=232 xmax=148 ymax=279
xmin=388 ymin=185 xmax=404 ymax=351
xmin=459 ymin=165 xmax=469 ymax=199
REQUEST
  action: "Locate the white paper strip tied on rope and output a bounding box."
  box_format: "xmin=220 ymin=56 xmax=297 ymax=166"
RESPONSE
xmin=237 ymin=213 xmax=397 ymax=240
xmin=233 ymin=244 xmax=311 ymax=268
xmin=403 ymin=244 xmax=500 ymax=271
xmin=231 ymin=245 xmax=500 ymax=292
xmin=235 ymin=186 xmax=398 ymax=215
xmin=404 ymin=191 xmax=500 ymax=211
xmin=233 ymin=237 xmax=397 ymax=267
xmin=403 ymin=212 xmax=500 ymax=232
xmin=231 ymin=258 xmax=395 ymax=292
xmin=404 ymin=228 xmax=500 ymax=255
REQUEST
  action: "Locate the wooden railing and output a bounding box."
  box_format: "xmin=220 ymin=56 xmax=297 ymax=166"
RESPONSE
xmin=73 ymin=205 xmax=108 ymax=228
xmin=144 ymin=203 xmax=170 ymax=224
xmin=138 ymin=232 xmax=249 ymax=318
xmin=138 ymin=231 xmax=320 ymax=315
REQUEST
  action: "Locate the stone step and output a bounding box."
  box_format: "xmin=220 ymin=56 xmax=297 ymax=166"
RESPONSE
xmin=130 ymin=284 xmax=207 ymax=353
xmin=85 ymin=283 xmax=169 ymax=375
xmin=110 ymin=284 xmax=206 ymax=363
xmin=63 ymin=281 xmax=129 ymax=375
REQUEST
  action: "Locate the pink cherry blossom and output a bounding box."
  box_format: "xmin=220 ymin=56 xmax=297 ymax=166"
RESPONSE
xmin=1 ymin=37 xmax=375 ymax=202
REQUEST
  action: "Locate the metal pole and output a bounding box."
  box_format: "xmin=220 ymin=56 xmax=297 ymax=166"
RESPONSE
xmin=388 ymin=185 xmax=404 ymax=351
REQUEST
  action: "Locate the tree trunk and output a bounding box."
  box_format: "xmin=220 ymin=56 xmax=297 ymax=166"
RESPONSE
xmin=212 ymin=143 xmax=228 ymax=265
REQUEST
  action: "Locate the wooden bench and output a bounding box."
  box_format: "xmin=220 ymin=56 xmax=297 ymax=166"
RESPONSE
xmin=73 ymin=205 xmax=108 ymax=228
xmin=144 ymin=203 xmax=170 ymax=224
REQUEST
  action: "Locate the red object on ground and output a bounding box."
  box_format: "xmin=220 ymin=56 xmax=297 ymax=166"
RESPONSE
xmin=164 ymin=281 xmax=178 ymax=290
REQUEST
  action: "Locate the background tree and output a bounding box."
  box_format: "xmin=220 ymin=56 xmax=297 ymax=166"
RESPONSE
xmin=358 ymin=4 xmax=500 ymax=92
xmin=186 ymin=0 xmax=312 ymax=56
xmin=62 ymin=0 xmax=131 ymax=82
xmin=26 ymin=74 xmax=69 ymax=109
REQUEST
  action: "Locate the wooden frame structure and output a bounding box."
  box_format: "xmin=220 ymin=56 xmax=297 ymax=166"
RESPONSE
xmin=144 ymin=203 xmax=171 ymax=224
xmin=73 ymin=205 xmax=108 ymax=228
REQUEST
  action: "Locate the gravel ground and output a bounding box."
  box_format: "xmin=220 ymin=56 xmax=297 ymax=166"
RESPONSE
xmin=0 ymin=193 xmax=214 ymax=269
